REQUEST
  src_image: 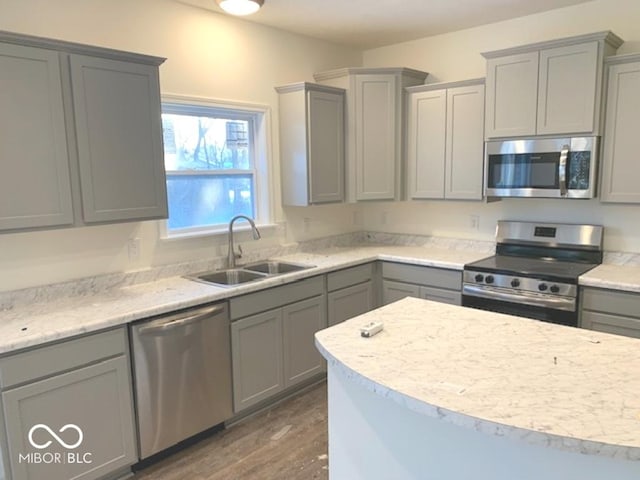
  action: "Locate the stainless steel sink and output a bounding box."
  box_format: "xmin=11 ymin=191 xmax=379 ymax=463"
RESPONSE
xmin=189 ymin=269 xmax=267 ymax=287
xmin=244 ymin=261 xmax=313 ymax=275
xmin=186 ymin=261 xmax=314 ymax=288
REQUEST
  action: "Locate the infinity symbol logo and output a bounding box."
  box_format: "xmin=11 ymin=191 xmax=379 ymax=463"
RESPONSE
xmin=28 ymin=424 xmax=83 ymax=450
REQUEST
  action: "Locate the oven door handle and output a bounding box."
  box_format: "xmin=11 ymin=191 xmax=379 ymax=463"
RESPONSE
xmin=558 ymin=144 xmax=570 ymax=197
xmin=462 ymin=284 xmax=576 ymax=312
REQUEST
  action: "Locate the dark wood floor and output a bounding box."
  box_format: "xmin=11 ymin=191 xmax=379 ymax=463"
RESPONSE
xmin=134 ymin=382 xmax=328 ymax=480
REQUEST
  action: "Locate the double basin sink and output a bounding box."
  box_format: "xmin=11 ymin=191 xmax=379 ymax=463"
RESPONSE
xmin=187 ymin=261 xmax=314 ymax=288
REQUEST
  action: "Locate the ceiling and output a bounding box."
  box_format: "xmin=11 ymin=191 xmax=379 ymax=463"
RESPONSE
xmin=178 ymin=0 xmax=594 ymax=49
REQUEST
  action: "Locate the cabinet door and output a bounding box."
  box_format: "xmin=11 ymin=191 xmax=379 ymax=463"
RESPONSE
xmin=70 ymin=54 xmax=167 ymax=223
xmin=355 ymin=74 xmax=397 ymax=200
xmin=600 ymin=61 xmax=640 ymax=203
xmin=537 ymin=42 xmax=598 ymax=135
xmin=282 ymin=296 xmax=327 ymax=388
xmin=308 ymin=89 xmax=344 ymax=204
xmin=2 ymin=356 xmax=137 ymax=480
xmin=485 ymin=52 xmax=538 ymax=138
xmin=231 ymin=309 xmax=284 ymax=412
xmin=328 ymin=281 xmax=374 ymax=327
xmin=445 ymin=84 xmax=485 ymax=199
xmin=419 ymin=286 xmax=461 ymax=306
xmin=0 ymin=43 xmax=73 ymax=231
xmin=406 ymin=89 xmax=447 ymax=199
xmin=382 ymin=280 xmax=420 ymax=305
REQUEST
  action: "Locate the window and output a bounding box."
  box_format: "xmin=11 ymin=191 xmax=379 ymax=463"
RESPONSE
xmin=160 ymin=96 xmax=270 ymax=237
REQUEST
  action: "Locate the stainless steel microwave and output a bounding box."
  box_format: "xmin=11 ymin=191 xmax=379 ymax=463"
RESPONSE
xmin=484 ymin=137 xmax=598 ymax=199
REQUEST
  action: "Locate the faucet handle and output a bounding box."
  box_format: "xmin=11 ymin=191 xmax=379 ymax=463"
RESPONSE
xmin=237 ymin=244 xmax=243 ymax=259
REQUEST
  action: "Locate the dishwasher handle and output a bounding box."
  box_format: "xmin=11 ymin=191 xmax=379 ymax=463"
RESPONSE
xmin=138 ymin=304 xmax=226 ymax=335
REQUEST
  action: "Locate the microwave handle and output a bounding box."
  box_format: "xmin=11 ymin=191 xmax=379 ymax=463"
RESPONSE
xmin=559 ymin=144 xmax=569 ymax=196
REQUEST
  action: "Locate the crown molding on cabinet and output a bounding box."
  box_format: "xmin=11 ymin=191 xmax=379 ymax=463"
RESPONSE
xmin=0 ymin=29 xmax=165 ymax=65
xmin=481 ymin=30 xmax=623 ymax=59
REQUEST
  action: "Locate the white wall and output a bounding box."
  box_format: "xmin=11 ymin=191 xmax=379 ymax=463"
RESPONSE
xmin=0 ymin=0 xmax=361 ymax=292
xmin=363 ymin=0 xmax=640 ymax=253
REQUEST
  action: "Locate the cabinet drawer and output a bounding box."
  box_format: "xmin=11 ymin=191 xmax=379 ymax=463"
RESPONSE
xmin=419 ymin=286 xmax=461 ymax=306
xmin=0 ymin=327 xmax=127 ymax=389
xmin=381 ymin=262 xmax=461 ymax=290
xmin=581 ymin=311 xmax=640 ymax=339
xmin=581 ymin=288 xmax=640 ymax=318
xmin=327 ymin=263 xmax=373 ymax=292
xmin=230 ymin=276 xmax=324 ymax=320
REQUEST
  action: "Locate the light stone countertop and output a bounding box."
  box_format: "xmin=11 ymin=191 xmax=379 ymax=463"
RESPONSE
xmin=0 ymin=246 xmax=491 ymax=355
xmin=315 ymin=296 xmax=640 ymax=461
xmin=580 ymin=264 xmax=640 ymax=293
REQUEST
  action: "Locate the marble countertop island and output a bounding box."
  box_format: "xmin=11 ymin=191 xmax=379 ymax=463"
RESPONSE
xmin=316 ymin=297 xmax=640 ymax=479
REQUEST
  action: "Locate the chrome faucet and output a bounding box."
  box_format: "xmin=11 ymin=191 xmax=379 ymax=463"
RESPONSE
xmin=227 ymin=215 xmax=261 ymax=269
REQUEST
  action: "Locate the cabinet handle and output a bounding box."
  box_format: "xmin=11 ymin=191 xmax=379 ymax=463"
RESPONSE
xmin=559 ymin=144 xmax=569 ymax=196
xmin=138 ymin=304 xmax=226 ymax=334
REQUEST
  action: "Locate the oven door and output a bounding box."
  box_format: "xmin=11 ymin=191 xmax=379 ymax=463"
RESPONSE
xmin=462 ymin=285 xmax=578 ymax=327
xmin=484 ymin=137 xmax=597 ymax=199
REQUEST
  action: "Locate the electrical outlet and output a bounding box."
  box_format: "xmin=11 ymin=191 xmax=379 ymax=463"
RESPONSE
xmin=381 ymin=211 xmax=388 ymax=225
xmin=470 ymin=215 xmax=480 ymax=231
xmin=303 ymin=217 xmax=311 ymax=234
xmin=128 ymin=237 xmax=141 ymax=262
xmin=352 ymin=211 xmax=361 ymax=226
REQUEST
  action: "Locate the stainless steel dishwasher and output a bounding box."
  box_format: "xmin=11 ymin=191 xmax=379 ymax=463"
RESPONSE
xmin=130 ymin=302 xmax=232 ymax=459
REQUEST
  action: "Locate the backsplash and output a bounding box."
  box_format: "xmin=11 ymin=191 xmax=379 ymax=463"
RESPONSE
xmin=1 ymin=231 xmax=638 ymax=312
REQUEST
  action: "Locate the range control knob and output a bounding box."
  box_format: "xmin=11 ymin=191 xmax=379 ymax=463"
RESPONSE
xmin=511 ymin=279 xmax=520 ymax=288
xmin=474 ymin=273 xmax=484 ymax=282
xmin=550 ymin=285 xmax=560 ymax=293
xmin=538 ymin=283 xmax=548 ymax=292
xmin=485 ymin=275 xmax=495 ymax=284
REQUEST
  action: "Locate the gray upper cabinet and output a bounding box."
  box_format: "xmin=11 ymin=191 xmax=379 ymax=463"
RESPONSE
xmin=600 ymin=54 xmax=640 ymax=203
xmin=485 ymin=51 xmax=539 ymax=138
xmin=406 ymin=79 xmax=485 ymax=200
xmin=0 ymin=42 xmax=74 ymax=230
xmin=314 ymin=67 xmax=428 ymax=202
xmin=276 ymin=82 xmax=345 ymax=206
xmin=0 ymin=31 xmax=167 ymax=233
xmin=70 ymin=55 xmax=167 ymax=222
xmin=483 ymin=31 xmax=622 ymax=138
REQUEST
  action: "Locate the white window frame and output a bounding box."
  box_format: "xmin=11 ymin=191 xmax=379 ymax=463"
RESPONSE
xmin=159 ymin=94 xmax=273 ymax=239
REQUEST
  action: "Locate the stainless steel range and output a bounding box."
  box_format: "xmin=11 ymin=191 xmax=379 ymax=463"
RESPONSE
xmin=462 ymin=221 xmax=603 ymax=327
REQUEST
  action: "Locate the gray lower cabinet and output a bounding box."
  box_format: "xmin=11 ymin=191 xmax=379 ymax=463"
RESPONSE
xmin=231 ymin=309 xmax=284 ymax=413
xmin=382 ymin=280 xmax=420 ymax=305
xmin=327 ymin=263 xmax=375 ymax=327
xmin=230 ymin=276 xmax=326 ymax=413
xmin=580 ymin=287 xmax=640 ymax=339
xmin=283 ymin=297 xmax=327 ymax=387
xmin=0 ymin=328 xmax=137 ymax=480
xmin=327 ymin=282 xmax=374 ymax=327
xmin=381 ymin=262 xmax=462 ymax=306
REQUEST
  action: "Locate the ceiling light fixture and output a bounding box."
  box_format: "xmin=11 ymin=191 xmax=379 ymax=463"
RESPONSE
xmin=216 ymin=0 xmax=264 ymax=16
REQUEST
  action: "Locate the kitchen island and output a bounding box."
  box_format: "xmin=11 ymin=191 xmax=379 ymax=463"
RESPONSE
xmin=315 ymin=297 xmax=640 ymax=480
